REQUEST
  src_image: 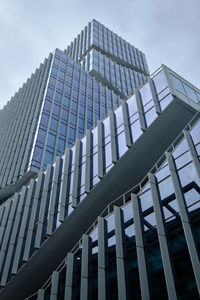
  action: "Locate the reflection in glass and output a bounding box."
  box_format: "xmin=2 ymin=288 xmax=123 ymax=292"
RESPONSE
xmin=153 ymin=70 xmax=168 ymax=94
xmin=117 ymin=131 xmax=127 ymax=158
xmin=131 ymin=120 xmax=142 ymax=142
xmin=178 ymin=162 xmax=199 ymax=187
xmin=145 ymin=107 xmax=157 ymax=126
xmin=140 ymin=189 xmax=153 ymax=212
xmin=190 ymin=121 xmax=200 ymax=145
xmin=140 ymin=83 xmax=152 ymax=105
xmin=158 ymin=176 xmax=174 ymax=200
xmin=170 ymin=74 xmax=185 ymax=95
xmin=160 ymin=94 xmax=173 ymax=110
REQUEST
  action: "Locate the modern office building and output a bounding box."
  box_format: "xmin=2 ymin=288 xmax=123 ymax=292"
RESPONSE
xmin=0 ymin=20 xmax=200 ymax=300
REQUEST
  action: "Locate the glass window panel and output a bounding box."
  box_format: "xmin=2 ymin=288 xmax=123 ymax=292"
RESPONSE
xmin=68 ymin=127 xmax=76 ymax=141
xmin=163 ymin=206 xmax=174 ymax=220
xmin=40 ymin=114 xmax=49 ymax=127
xmin=103 ymin=118 xmax=110 ymax=137
xmin=92 ymin=153 xmax=98 ymax=178
xmin=115 ymin=107 xmax=123 ymax=128
xmin=37 ymin=129 xmax=46 ymax=144
xmin=33 ymin=146 xmax=43 ymax=162
xmin=70 ymin=113 xmax=77 ymax=126
xmin=183 ymin=83 xmax=198 ymax=103
xmin=145 ymin=107 xmax=157 ymax=127
xmin=140 ymin=189 xmax=153 ymax=212
xmin=117 ymin=131 xmax=127 ymax=157
xmin=80 ymin=162 xmax=86 ymax=187
xmin=172 ymin=139 xmax=188 ymax=158
xmin=153 ymin=70 xmax=168 ymax=94
xmin=175 ymin=151 xmax=192 ymax=169
xmin=104 ymin=142 xmax=112 ymax=168
xmin=50 ymin=118 xmax=58 ymax=131
xmin=44 ymin=151 xmax=53 ymax=166
xmin=61 ymin=109 xmax=68 ymax=122
xmin=52 ymin=104 xmax=60 ymax=116
xmin=195 ymin=143 xmax=200 ymax=155
xmin=127 ymin=95 xmax=137 ymax=117
xmin=138 ymin=182 xmax=150 ymax=195
xmin=144 ymin=213 xmax=156 ymax=227
xmin=187 ymin=201 xmax=200 ymax=212
xmin=178 ymin=162 xmax=199 ymax=187
xmin=44 ymin=100 xmax=52 ymax=112
xmin=47 ymin=133 xmax=56 ymax=148
xmin=125 ymin=223 xmax=135 ymax=237
xmin=59 ymin=123 xmax=67 ymax=136
xmin=196 ymin=91 xmax=200 ymax=102
xmin=184 ymin=188 xmax=200 ymax=208
xmin=106 ymin=213 xmax=115 ymax=232
xmin=190 ymin=120 xmax=200 ymax=145
xmin=78 ymin=118 xmax=84 ymax=130
xmin=121 ymin=202 xmax=133 ymax=222
xmin=92 ymin=127 xmax=98 ymax=147
xmin=143 ymin=100 xmax=154 ymax=113
xmin=160 ymin=94 xmax=173 ymax=110
xmin=158 ymin=176 xmax=174 ymax=200
xmin=129 ymin=112 xmax=139 ymax=123
xmin=158 ymin=87 xmax=171 ymax=100
xmin=170 ymin=74 xmax=185 ymax=95
xmin=155 ymin=164 xmax=170 ymax=182
xmin=140 ymin=83 xmax=152 ymax=105
xmin=168 ymin=199 xmax=180 ymax=213
xmin=130 ymin=120 xmax=142 ymax=142
xmin=57 ymin=138 xmax=65 ymax=152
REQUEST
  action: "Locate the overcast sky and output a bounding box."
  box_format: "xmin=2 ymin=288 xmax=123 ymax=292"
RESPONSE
xmin=0 ymin=0 xmax=199 ymax=109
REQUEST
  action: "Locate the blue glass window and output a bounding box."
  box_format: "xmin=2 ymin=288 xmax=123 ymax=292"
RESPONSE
xmin=61 ymin=109 xmax=68 ymax=122
xmin=57 ymin=138 xmax=65 ymax=152
xmin=70 ymin=113 xmax=77 ymax=126
xmin=56 ymin=81 xmax=64 ymax=92
xmin=59 ymin=122 xmax=67 ymax=136
xmin=44 ymin=151 xmax=53 ymax=166
xmin=44 ymin=100 xmax=52 ymax=112
xmin=140 ymin=83 xmax=152 ymax=105
xmin=50 ymin=118 xmax=58 ymax=131
xmin=63 ymin=96 xmax=70 ymax=108
xmin=52 ymin=104 xmax=60 ymax=116
xmin=37 ymin=128 xmax=46 ymax=144
xmin=68 ymin=127 xmax=76 ymax=141
xmin=40 ymin=113 xmax=49 ymax=127
xmin=78 ymin=118 xmax=85 ymax=130
xmin=130 ymin=120 xmax=142 ymax=142
xmin=51 ymin=67 xmax=58 ymax=76
xmin=33 ymin=146 xmax=43 ymax=162
xmin=145 ymin=107 xmax=157 ymax=127
xmin=117 ymin=131 xmax=127 ymax=157
xmin=47 ymin=133 xmax=56 ymax=148
xmin=49 ymin=76 xmax=56 ymax=87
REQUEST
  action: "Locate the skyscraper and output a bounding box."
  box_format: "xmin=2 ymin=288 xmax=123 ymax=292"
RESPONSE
xmin=0 ymin=20 xmax=200 ymax=300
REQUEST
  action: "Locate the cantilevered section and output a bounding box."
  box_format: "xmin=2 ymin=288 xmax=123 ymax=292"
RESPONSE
xmin=27 ymin=115 xmax=200 ymax=299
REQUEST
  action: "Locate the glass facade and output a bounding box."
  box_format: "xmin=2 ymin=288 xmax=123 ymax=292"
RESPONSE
xmin=26 ymin=116 xmax=200 ymax=300
xmin=29 ymin=49 xmax=121 ymax=172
